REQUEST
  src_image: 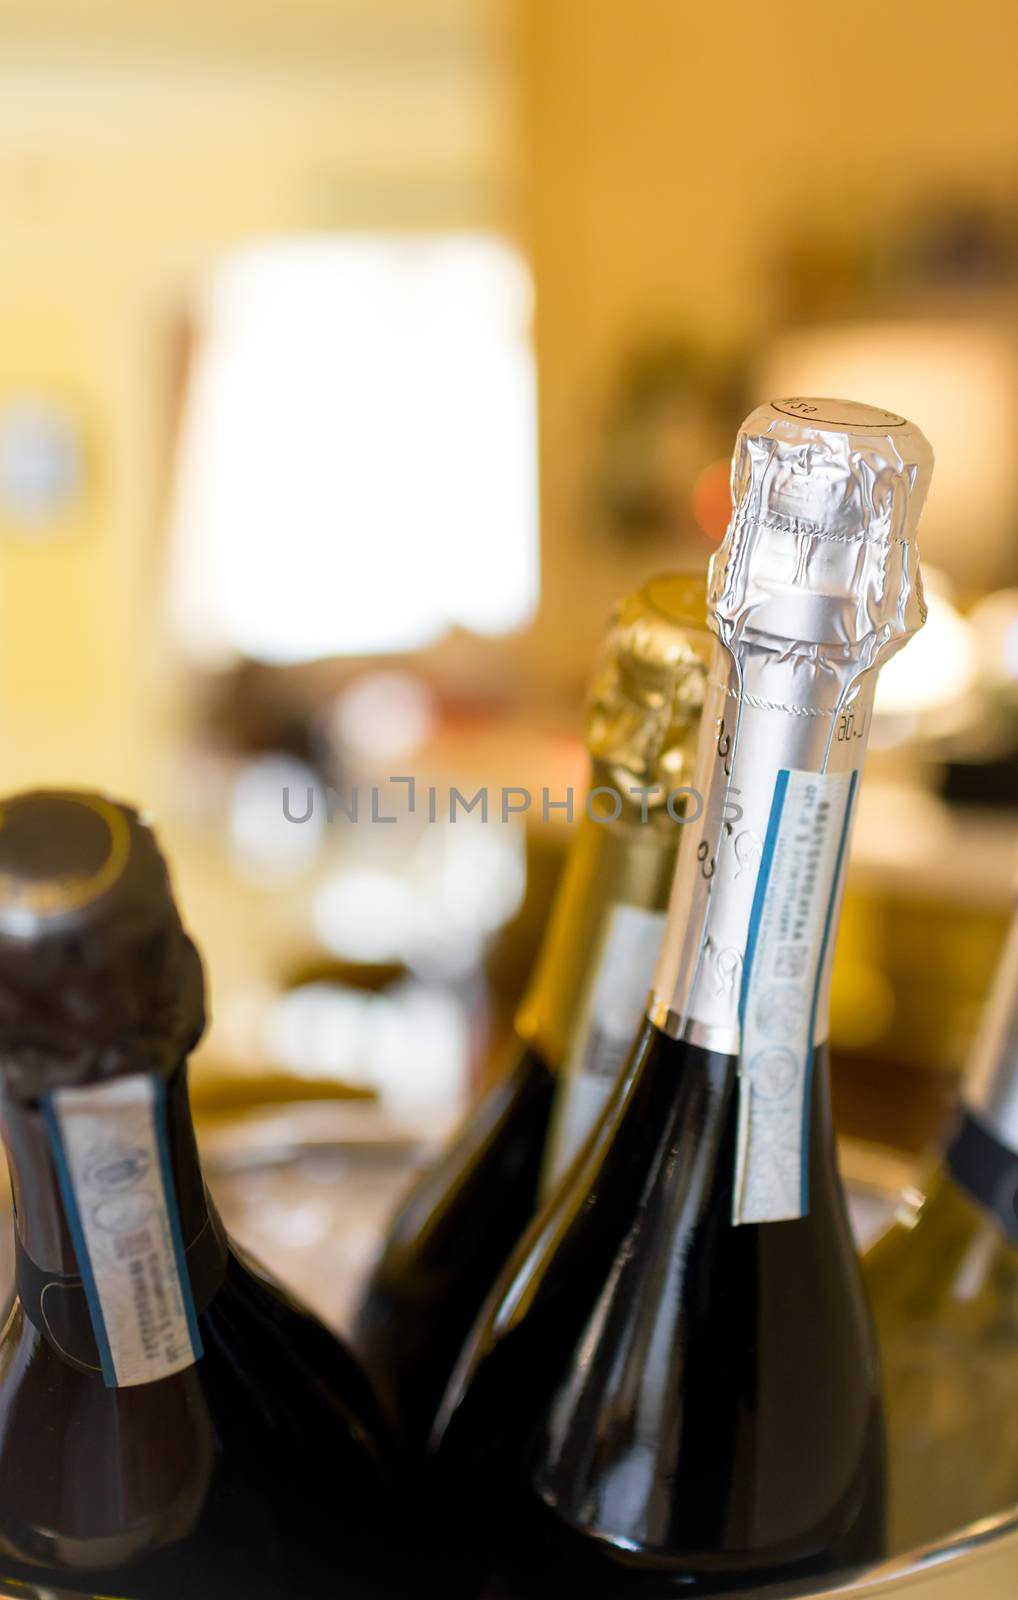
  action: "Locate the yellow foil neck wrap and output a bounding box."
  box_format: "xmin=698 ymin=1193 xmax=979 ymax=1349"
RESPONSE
xmin=584 ymin=571 xmax=712 ymax=808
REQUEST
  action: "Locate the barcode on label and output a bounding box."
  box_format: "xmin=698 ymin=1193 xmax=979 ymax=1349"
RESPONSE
xmin=43 ymin=1075 xmax=202 ymax=1387
xmin=113 ymin=1227 xmax=154 ymax=1261
xmin=732 ymin=768 xmax=857 ymax=1226
xmin=774 ymin=945 xmax=807 ymax=980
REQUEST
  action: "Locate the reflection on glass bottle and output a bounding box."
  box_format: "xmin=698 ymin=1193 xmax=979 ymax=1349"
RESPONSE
xmin=0 ymin=791 xmax=408 ymax=1600
xmin=866 ymin=908 xmax=1018 ymax=1552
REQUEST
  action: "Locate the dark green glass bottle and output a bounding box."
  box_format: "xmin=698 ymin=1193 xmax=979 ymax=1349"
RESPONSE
xmin=0 ymin=791 xmax=408 ymax=1599
xmin=434 ymin=397 xmax=934 ymax=1597
xmin=867 ymin=907 xmax=1018 ymax=1550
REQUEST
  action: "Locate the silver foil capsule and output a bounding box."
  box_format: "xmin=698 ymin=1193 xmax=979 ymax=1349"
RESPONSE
xmin=650 ymin=397 xmax=934 ymax=1059
xmin=714 ymin=396 xmax=933 ymax=702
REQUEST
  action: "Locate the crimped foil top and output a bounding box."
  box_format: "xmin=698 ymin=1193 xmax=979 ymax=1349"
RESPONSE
xmin=584 ymin=572 xmax=712 ymax=802
xmin=0 ymin=791 xmax=205 ymax=1103
xmin=711 ymin=397 xmax=933 ymax=679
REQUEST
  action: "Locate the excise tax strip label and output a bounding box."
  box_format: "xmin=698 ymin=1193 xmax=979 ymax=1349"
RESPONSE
xmin=732 ymin=767 xmax=858 ymax=1226
xmin=43 ymin=1075 xmax=202 ymax=1386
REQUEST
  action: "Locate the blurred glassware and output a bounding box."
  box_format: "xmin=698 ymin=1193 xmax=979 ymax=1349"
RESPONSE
xmin=322 ymin=671 xmax=438 ymax=767
xmin=312 ymin=869 xmax=417 ymax=967
xmin=312 ymin=812 xmax=527 ymax=981
xmin=268 ymin=977 xmax=470 ymax=1113
xmin=227 ymin=752 xmax=326 ymax=887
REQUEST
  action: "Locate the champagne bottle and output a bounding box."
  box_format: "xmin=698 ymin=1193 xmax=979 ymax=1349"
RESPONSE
xmin=353 ymin=574 xmax=711 ymax=1443
xmin=435 ymin=398 xmax=934 ymax=1598
xmin=0 ymin=791 xmax=408 ymax=1600
xmin=866 ymin=904 xmax=1018 ymax=1551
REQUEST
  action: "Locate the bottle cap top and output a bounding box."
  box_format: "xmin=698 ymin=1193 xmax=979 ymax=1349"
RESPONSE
xmin=0 ymin=791 xmax=205 ymax=1103
xmin=711 ymin=396 xmax=933 ymax=675
xmin=585 ymin=572 xmax=712 ymax=801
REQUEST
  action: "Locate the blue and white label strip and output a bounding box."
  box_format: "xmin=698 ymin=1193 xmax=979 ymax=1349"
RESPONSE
xmin=43 ymin=1075 xmax=203 ymax=1387
xmin=732 ymin=767 xmax=858 ymax=1226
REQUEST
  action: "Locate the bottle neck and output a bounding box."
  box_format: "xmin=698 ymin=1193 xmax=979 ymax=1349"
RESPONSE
xmin=647 ymin=639 xmax=877 ymax=1225
xmin=2 ymin=1064 xmax=227 ymax=1384
xmin=515 ymin=765 xmax=682 ymax=1070
xmin=650 ymin=641 xmax=875 ymax=1054
xmin=4 ymin=1064 xmax=207 ymax=1272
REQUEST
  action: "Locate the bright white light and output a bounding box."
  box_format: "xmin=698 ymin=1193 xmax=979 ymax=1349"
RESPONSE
xmin=761 ymin=321 xmax=1018 ymax=592
xmin=267 ymin=978 xmax=470 ymax=1110
xmin=372 ymin=981 xmax=470 ymax=1110
xmin=414 ymin=816 xmax=526 ymax=936
xmin=268 ymin=982 xmax=369 ymax=1082
xmin=327 ymin=671 xmax=437 ymax=764
xmin=968 ymin=589 xmax=1018 ymax=685
xmin=312 ymin=869 xmax=415 ymax=964
xmin=310 ymin=816 xmax=526 ymax=975
xmin=229 ymin=754 xmax=325 ymax=886
xmin=874 ymin=578 xmax=978 ymax=718
xmin=171 ymin=233 xmax=539 ymax=665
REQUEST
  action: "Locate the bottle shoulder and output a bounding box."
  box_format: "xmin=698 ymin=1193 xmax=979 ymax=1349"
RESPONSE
xmin=0 ymin=1248 xmax=392 ymax=1465
xmin=439 ymin=1031 xmax=880 ymax=1569
xmin=199 ymin=1248 xmax=396 ymax=1460
xmin=0 ymin=1254 xmax=402 ymax=1597
xmin=486 ymin=1030 xmax=851 ymax=1345
xmin=352 ymin=1041 xmax=558 ymax=1442
xmin=369 ymin=1041 xmax=556 ymax=1271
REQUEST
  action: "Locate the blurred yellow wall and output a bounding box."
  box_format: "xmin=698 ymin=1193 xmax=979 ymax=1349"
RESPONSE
xmin=520 ymin=0 xmax=1018 ymax=668
xmin=0 ymin=0 xmax=514 ymax=799
xmin=2 ymin=0 xmax=1018 ymax=798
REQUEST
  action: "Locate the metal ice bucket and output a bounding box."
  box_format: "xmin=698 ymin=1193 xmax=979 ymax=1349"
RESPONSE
xmin=770 ymin=1511 xmax=1018 ymax=1600
xmin=0 ymin=1515 xmax=1015 ymax=1598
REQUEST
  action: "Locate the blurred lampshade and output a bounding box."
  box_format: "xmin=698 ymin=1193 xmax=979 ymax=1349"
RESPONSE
xmin=760 ymin=319 xmax=1018 ymax=593
xmin=170 ymin=233 xmax=539 ymax=665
